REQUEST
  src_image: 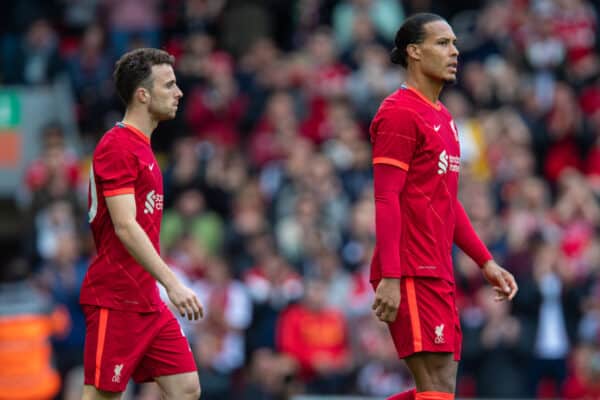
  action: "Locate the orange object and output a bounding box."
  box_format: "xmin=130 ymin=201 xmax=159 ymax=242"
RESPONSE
xmin=0 ymin=313 xmax=62 ymax=400
xmin=0 ymin=131 xmax=21 ymax=167
xmin=405 ymin=278 xmax=423 ymax=352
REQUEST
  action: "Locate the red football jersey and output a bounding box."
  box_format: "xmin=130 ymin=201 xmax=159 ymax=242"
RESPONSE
xmin=81 ymin=122 xmax=165 ymax=312
xmin=370 ymin=85 xmax=461 ymax=283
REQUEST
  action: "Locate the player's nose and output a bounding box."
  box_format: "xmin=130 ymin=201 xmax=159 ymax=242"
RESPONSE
xmin=450 ymin=43 xmax=459 ymax=57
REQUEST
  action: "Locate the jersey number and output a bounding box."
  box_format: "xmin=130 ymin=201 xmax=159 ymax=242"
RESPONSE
xmin=88 ymin=165 xmax=98 ymax=223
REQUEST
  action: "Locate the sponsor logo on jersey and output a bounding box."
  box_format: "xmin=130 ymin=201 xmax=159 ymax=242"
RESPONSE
xmin=437 ymin=150 xmax=460 ymax=174
xmin=438 ymin=151 xmax=449 ymax=174
xmin=143 ymin=190 xmax=164 ymax=214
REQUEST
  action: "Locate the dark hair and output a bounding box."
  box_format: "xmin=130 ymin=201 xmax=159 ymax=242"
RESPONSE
xmin=390 ymin=13 xmax=446 ymax=67
xmin=113 ymin=48 xmax=175 ymax=105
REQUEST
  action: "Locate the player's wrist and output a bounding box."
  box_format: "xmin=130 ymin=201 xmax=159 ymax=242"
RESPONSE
xmin=161 ymin=268 xmax=180 ymax=291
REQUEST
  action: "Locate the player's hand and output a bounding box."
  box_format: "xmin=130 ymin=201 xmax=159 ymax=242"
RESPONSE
xmin=372 ymin=278 xmax=401 ymax=322
xmin=167 ymin=282 xmax=204 ymax=320
xmin=482 ymin=260 xmax=518 ymax=301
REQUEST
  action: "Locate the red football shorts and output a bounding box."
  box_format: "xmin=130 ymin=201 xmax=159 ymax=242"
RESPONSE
xmin=82 ymin=304 xmax=197 ymax=392
xmin=373 ymin=277 xmax=462 ymax=361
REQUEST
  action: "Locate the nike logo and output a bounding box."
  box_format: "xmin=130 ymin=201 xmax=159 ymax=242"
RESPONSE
xmin=433 ymin=125 xmax=441 ymax=132
xmin=149 ymin=163 xmax=154 ymax=171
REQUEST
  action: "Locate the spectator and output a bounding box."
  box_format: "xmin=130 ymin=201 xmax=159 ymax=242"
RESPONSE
xmin=461 ymin=286 xmax=530 ymax=398
xmin=244 ymin=252 xmax=303 ymax=352
xmin=101 ymin=0 xmax=161 ymax=56
xmin=276 ymin=277 xmax=353 ymax=394
xmin=37 ymin=231 xmax=88 ymax=394
xmin=190 ymin=257 xmax=252 ymax=399
xmin=161 ymin=187 xmax=224 ymax=256
xmin=66 ymin=23 xmax=113 ymax=134
xmin=1 ymin=18 xmax=64 ymax=85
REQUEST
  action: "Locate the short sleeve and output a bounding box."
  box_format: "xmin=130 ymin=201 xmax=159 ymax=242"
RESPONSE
xmin=94 ymin=144 xmax=138 ymax=197
xmin=370 ymin=107 xmax=419 ymax=171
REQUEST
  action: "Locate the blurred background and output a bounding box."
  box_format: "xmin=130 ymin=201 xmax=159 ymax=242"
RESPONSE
xmin=1 ymin=0 xmax=600 ymax=399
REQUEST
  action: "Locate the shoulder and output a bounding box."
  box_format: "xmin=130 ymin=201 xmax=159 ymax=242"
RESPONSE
xmin=94 ymin=127 xmax=133 ymax=157
xmin=375 ymin=90 xmax=427 ymax=122
xmin=371 ymin=92 xmax=426 ymax=137
xmin=92 ymin=127 xmax=140 ymax=173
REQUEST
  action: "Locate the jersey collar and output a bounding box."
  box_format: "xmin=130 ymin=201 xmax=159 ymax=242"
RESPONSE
xmin=116 ymin=122 xmax=151 ymax=145
xmin=401 ymin=84 xmax=442 ymax=111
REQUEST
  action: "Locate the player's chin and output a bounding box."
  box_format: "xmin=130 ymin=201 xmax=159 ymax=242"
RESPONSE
xmin=443 ymin=74 xmax=457 ymax=85
xmin=159 ymin=110 xmax=177 ymax=121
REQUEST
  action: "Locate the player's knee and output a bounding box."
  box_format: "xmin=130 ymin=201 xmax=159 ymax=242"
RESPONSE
xmin=428 ymin=371 xmax=455 ymax=393
xmin=180 ymin=380 xmax=201 ymax=400
xmin=194 ymin=382 xmax=202 ymax=399
xmin=426 ymin=362 xmax=455 ymax=392
xmin=407 ymin=353 xmax=457 ymax=393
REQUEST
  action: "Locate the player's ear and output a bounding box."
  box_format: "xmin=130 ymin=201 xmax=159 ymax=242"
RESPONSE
xmin=406 ymin=43 xmax=421 ymax=62
xmin=136 ymin=87 xmax=150 ymax=104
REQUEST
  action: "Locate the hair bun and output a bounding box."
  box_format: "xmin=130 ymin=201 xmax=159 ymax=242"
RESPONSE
xmin=390 ymin=47 xmax=402 ymax=64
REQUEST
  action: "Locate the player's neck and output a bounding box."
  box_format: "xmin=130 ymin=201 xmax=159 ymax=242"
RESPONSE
xmin=121 ymin=109 xmax=158 ymax=140
xmin=405 ymin=74 xmax=443 ymax=105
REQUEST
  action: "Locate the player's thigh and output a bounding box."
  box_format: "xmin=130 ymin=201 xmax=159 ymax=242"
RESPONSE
xmin=82 ymin=384 xmax=122 ymax=400
xmin=154 ymin=371 xmax=201 ymax=400
xmin=132 ymin=308 xmax=198 ymax=387
xmin=387 ymin=277 xmax=460 ymax=358
xmin=83 ymin=306 xmax=162 ymax=393
xmin=404 ymin=351 xmax=458 ymax=392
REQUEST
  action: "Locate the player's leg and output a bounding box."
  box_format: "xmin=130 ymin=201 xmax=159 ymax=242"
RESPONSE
xmin=82 ymin=384 xmax=122 ymax=400
xmin=404 ymin=352 xmax=458 ymax=393
xmin=132 ymin=307 xmax=200 ymax=399
xmin=385 ymin=277 xmax=460 ymax=399
xmin=154 ymin=372 xmax=201 ymax=400
xmin=82 ymin=306 xmax=160 ymax=397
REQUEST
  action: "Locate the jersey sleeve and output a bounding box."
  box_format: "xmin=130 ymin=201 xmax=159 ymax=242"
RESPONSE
xmin=93 ymin=144 xmax=138 ymax=197
xmin=370 ymin=107 xmax=419 ymax=171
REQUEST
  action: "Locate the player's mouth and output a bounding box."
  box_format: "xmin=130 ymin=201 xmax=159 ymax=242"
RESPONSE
xmin=447 ymin=62 xmax=458 ymax=73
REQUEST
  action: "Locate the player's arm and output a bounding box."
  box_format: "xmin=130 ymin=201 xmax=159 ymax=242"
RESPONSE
xmin=106 ymin=193 xmax=204 ymax=319
xmin=454 ymin=200 xmax=518 ymax=300
xmin=372 ymin=163 xmax=407 ymax=323
xmin=370 ymin=106 xmax=419 ymax=323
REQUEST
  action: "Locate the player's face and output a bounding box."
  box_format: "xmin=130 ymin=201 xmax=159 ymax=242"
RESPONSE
xmin=416 ymin=21 xmax=459 ymax=84
xmin=147 ymin=64 xmax=183 ymax=121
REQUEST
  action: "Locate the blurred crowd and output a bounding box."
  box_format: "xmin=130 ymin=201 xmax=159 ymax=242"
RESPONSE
xmin=2 ymin=0 xmax=600 ymax=399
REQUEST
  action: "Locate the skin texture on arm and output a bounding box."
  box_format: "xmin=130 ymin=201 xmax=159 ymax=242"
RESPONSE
xmin=105 ymin=193 xmax=203 ymax=320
